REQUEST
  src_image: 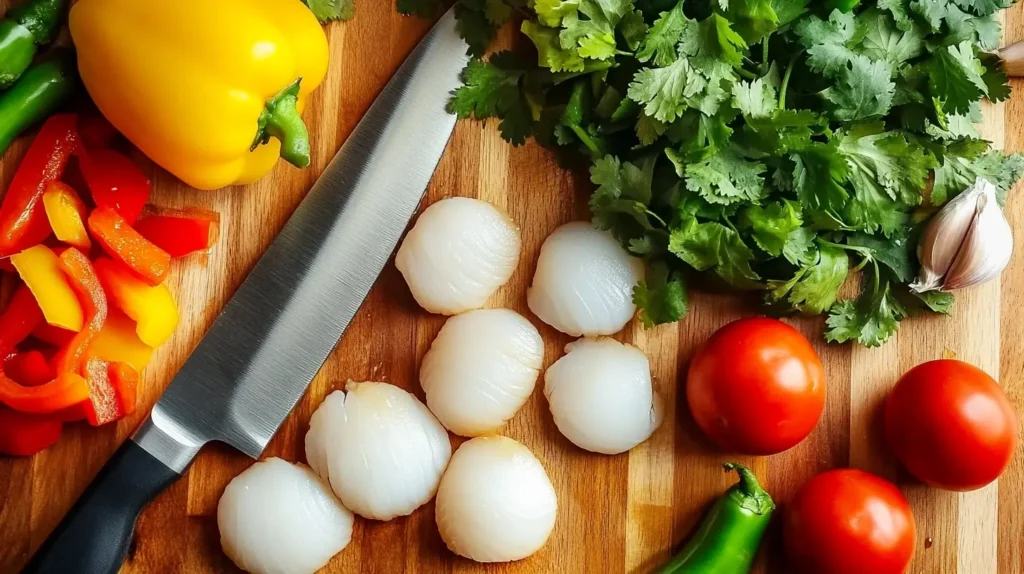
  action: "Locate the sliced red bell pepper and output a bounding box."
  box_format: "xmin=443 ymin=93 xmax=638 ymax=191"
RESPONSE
xmin=83 ymin=359 xmax=137 ymax=426
xmin=52 ymin=248 xmax=107 ymax=377
xmin=133 ymin=208 xmax=220 ymax=258
xmin=87 ymin=207 xmax=170 ymax=286
xmin=4 ymin=351 xmax=55 ymax=387
xmin=0 ymin=285 xmax=43 ymax=354
xmin=79 ymin=148 xmax=150 ymax=224
xmin=77 ymin=113 xmax=119 ymax=150
xmin=0 ymin=372 xmax=90 ymax=414
xmin=0 ymin=114 xmax=79 ymax=257
xmin=31 ymin=322 xmax=74 ymax=347
xmin=0 ymin=407 xmax=63 ymax=456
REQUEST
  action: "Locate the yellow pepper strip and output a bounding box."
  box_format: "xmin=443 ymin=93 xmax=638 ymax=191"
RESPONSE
xmin=42 ymin=182 xmax=91 ymax=250
xmin=69 ymin=0 xmax=329 ymax=191
xmin=10 ymin=245 xmax=84 ymax=332
xmin=88 ymin=309 xmax=154 ymax=372
xmin=93 ymin=258 xmax=178 ymax=347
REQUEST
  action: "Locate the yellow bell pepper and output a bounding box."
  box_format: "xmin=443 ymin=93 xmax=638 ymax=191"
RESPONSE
xmin=88 ymin=310 xmax=154 ymax=372
xmin=93 ymin=258 xmax=179 ymax=347
xmin=42 ymin=182 xmax=91 ymax=250
xmin=10 ymin=245 xmax=85 ymax=332
xmin=68 ymin=0 xmax=330 ymax=191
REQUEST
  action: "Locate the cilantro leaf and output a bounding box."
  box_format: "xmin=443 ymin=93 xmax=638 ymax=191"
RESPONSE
xmin=929 ymin=41 xmax=988 ymax=114
xmin=522 ymin=21 xmax=586 ymax=71
xmin=456 ymin=2 xmax=499 ymax=56
xmin=634 ymin=261 xmax=688 ymax=326
xmin=847 ymin=232 xmax=915 ymax=282
xmin=855 ymin=8 xmax=924 ymax=67
xmin=637 ymin=2 xmax=694 ymax=66
xmin=979 ymin=52 xmax=1011 ymax=103
xmin=725 ymin=0 xmax=780 ymax=44
xmin=534 ymin=0 xmax=579 ymax=26
xmin=306 ymin=0 xmax=354 ymax=21
xmin=628 ymin=58 xmax=706 ymax=122
xmin=590 ymin=155 xmax=659 ymax=240
xmin=791 ymin=141 xmax=850 ymax=224
xmin=732 ymin=79 xmax=777 ymax=119
xmin=678 ymin=150 xmax=766 ymax=206
xmin=839 ymin=123 xmax=934 ymax=206
xmin=696 ymin=14 xmax=748 ymax=68
xmin=783 ymin=227 xmax=818 ymax=265
xmin=448 ymin=53 xmax=534 ymax=145
xmin=825 ymin=55 xmax=896 ymax=121
xmin=740 ymin=199 xmax=802 ymax=256
xmin=767 ymin=242 xmax=849 ymax=314
xmin=826 ymin=275 xmax=905 ymax=347
xmin=669 ymin=217 xmax=761 ymax=287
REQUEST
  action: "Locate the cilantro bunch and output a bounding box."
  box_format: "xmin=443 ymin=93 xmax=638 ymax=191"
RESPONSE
xmin=440 ymin=0 xmax=1023 ymax=346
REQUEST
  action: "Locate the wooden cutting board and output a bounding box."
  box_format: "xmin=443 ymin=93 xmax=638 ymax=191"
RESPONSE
xmin=1 ymin=2 xmax=1023 ymax=573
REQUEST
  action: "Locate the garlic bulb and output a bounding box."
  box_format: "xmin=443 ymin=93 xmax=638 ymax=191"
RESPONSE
xmin=912 ymin=178 xmax=1013 ymax=292
xmin=304 ymin=382 xmax=452 ymax=521
xmin=544 ymin=338 xmax=663 ymax=455
xmin=421 ymin=309 xmax=544 ymax=437
xmin=435 ymin=436 xmax=557 ymax=563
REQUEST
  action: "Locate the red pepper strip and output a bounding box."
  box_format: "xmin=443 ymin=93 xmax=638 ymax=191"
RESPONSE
xmin=4 ymin=351 xmax=55 ymax=387
xmin=0 ymin=285 xmax=43 ymax=355
xmin=31 ymin=323 xmax=74 ymax=347
xmin=77 ymin=114 xmax=119 ymax=150
xmin=87 ymin=207 xmax=170 ymax=286
xmin=0 ymin=407 xmax=63 ymax=456
xmin=133 ymin=210 xmax=219 ymax=258
xmin=79 ymin=148 xmax=150 ymax=224
xmin=0 ymin=372 xmax=90 ymax=414
xmin=83 ymin=359 xmax=137 ymax=426
xmin=0 ymin=114 xmax=79 ymax=257
xmin=53 ymin=249 xmax=107 ymax=377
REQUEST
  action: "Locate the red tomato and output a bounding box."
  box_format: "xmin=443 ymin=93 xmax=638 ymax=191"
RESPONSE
xmin=885 ymin=359 xmax=1018 ymax=491
xmin=784 ymin=469 xmax=916 ymax=574
xmin=686 ymin=317 xmax=826 ymax=454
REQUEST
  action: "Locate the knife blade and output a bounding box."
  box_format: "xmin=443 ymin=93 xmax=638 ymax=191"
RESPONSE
xmin=24 ymin=10 xmax=469 ymax=574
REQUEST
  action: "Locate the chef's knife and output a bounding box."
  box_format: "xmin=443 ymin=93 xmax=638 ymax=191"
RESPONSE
xmin=24 ymin=10 xmax=469 ymax=574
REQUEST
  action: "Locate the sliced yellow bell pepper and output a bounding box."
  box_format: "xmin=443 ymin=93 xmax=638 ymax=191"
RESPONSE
xmin=42 ymin=182 xmax=91 ymax=250
xmin=69 ymin=0 xmax=330 ymax=191
xmin=93 ymin=258 xmax=178 ymax=347
xmin=88 ymin=310 xmax=154 ymax=372
xmin=10 ymin=245 xmax=84 ymax=332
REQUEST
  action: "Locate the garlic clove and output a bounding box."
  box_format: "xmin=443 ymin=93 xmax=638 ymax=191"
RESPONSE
xmin=942 ymin=186 xmax=1014 ymax=290
xmin=912 ymin=178 xmax=1005 ymax=293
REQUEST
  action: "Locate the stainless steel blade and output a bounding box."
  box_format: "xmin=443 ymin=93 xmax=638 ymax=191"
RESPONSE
xmin=133 ymin=10 xmax=470 ymax=472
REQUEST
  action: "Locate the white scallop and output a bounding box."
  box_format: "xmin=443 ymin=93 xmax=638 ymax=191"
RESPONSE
xmin=304 ymin=382 xmax=452 ymax=521
xmin=435 ymin=436 xmax=557 ymax=563
xmin=544 ymin=338 xmax=663 ymax=455
xmin=217 ymin=458 xmax=354 ymax=574
xmin=421 ymin=309 xmax=544 ymax=437
xmin=526 ymin=222 xmax=644 ymax=337
xmin=395 ymin=197 xmax=522 ymax=315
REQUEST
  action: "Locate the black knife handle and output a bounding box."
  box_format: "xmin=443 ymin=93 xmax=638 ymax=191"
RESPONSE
xmin=22 ymin=440 xmax=180 ymax=574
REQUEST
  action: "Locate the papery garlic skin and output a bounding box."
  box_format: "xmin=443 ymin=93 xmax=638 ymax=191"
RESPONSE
xmin=912 ymin=178 xmax=1013 ymax=293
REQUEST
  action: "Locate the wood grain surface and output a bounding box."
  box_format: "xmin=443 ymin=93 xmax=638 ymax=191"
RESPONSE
xmin=0 ymin=2 xmax=1022 ymax=573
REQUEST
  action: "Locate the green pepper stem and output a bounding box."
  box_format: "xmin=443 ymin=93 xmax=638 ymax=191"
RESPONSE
xmin=252 ymin=78 xmax=311 ymax=168
xmin=723 ymin=463 xmax=775 ymax=515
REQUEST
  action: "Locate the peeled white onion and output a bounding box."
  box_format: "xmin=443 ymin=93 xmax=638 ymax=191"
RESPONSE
xmin=544 ymin=338 xmax=663 ymax=454
xmin=420 ymin=309 xmax=544 ymax=436
xmin=395 ymin=197 xmax=522 ymax=315
xmin=527 ymin=222 xmax=643 ymax=337
xmin=217 ymin=458 xmax=354 ymax=574
xmin=304 ymin=382 xmax=452 ymax=520
xmin=435 ymin=436 xmax=557 ymax=563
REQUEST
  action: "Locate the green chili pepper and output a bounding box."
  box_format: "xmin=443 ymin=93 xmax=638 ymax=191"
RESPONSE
xmin=0 ymin=52 xmax=76 ymax=156
xmin=656 ymin=463 xmax=774 ymax=574
xmin=0 ymin=0 xmax=66 ymax=89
